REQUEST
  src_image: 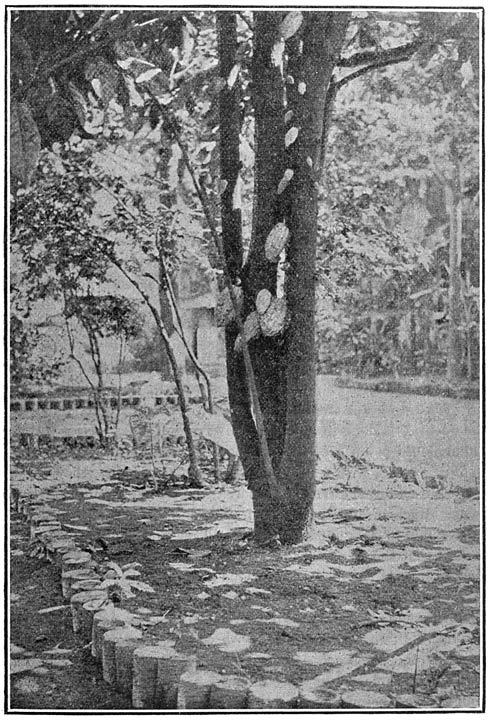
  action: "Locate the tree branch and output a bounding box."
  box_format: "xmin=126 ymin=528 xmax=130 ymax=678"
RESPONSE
xmin=337 ymin=38 xmax=424 ymax=68
xmin=333 ymin=52 xmax=416 ymax=92
xmin=108 ymin=251 xmax=205 ymax=485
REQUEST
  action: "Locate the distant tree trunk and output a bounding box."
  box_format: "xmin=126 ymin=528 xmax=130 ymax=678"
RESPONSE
xmin=158 ymin=267 xmax=174 ymax=380
xmin=445 ymin=163 xmax=463 ymax=382
xmin=218 ymin=11 xmax=349 ymax=544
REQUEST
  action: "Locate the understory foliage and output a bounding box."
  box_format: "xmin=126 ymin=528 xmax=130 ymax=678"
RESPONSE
xmin=9 ymin=9 xmax=481 ymax=542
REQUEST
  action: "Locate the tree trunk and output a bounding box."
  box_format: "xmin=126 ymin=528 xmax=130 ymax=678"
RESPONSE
xmin=445 ymin=165 xmax=463 ymax=382
xmin=277 ymin=12 xmax=350 ymax=543
xmin=218 ymin=11 xmax=349 ymax=544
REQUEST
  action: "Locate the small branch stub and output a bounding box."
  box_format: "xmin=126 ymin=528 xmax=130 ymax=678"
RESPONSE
xmin=265 ymin=222 xmax=290 ymax=261
xmin=177 ymin=670 xmax=221 ymax=709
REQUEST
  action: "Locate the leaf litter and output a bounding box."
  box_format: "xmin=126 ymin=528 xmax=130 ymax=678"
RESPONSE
xmin=10 ymin=448 xmax=480 ymax=705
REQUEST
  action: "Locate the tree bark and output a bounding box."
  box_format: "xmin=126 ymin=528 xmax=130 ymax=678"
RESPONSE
xmin=217 ymin=13 xmax=262 ymax=493
xmin=277 ymin=12 xmax=350 ymax=543
xmin=218 ymin=10 xmax=349 ymax=544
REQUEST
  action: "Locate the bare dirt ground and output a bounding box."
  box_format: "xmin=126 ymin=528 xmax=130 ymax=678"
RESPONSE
xmin=10 ymin=442 xmax=480 ymax=710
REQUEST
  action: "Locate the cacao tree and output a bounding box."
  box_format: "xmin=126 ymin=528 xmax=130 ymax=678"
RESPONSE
xmin=9 ymin=8 xmax=481 ymax=542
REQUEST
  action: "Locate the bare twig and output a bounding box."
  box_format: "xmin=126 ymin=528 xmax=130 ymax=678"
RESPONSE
xmin=64 ymin=315 xmax=104 ymax=441
xmin=158 ymin=238 xmax=222 ymax=482
xmin=107 ymin=252 xmax=205 ymax=487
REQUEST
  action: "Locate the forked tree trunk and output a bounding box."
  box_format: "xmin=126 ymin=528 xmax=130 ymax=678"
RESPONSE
xmin=218 ymin=11 xmax=349 ymax=544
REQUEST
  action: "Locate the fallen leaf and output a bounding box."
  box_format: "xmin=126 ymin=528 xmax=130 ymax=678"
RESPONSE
xmin=183 ymin=615 xmax=200 ymax=625
xmin=295 ymin=651 xmax=346 ymax=665
xmin=43 ymin=646 xmax=73 ymax=655
xmin=44 ymin=658 xmax=72 ymax=667
xmin=205 ymin=573 xmax=256 ymax=588
xmin=38 ymin=604 xmax=66 ymax=614
xmin=148 ymin=616 xmax=169 ymax=625
xmin=202 ymin=628 xmax=250 ymax=653
xmin=363 ymin=626 xmax=422 ymax=653
xmin=10 ymin=658 xmax=43 ymax=675
xmin=262 ymin=618 xmax=300 ymax=628
xmin=245 ymin=587 xmax=272 ymax=596
xmin=246 ymin=652 xmax=271 ymax=659
xmin=10 ymin=644 xmax=26 ymax=656
xmin=352 ymin=672 xmax=392 ymax=685
xmin=31 ymin=666 xmax=50 ymax=676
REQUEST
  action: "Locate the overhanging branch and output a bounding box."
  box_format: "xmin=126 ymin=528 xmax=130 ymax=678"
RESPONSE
xmin=333 ymin=51 xmax=416 ymax=92
xmin=337 ymin=38 xmax=424 ymax=68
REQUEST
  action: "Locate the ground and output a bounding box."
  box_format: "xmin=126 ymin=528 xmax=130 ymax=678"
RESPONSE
xmin=9 ymin=378 xmax=481 ymax=710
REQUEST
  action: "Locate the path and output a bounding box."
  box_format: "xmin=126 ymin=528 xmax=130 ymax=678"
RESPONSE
xmin=315 ymin=376 xmax=480 ymax=489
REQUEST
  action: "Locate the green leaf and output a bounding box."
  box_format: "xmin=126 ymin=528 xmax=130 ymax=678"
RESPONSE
xmin=10 ymin=100 xmax=41 ymax=187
